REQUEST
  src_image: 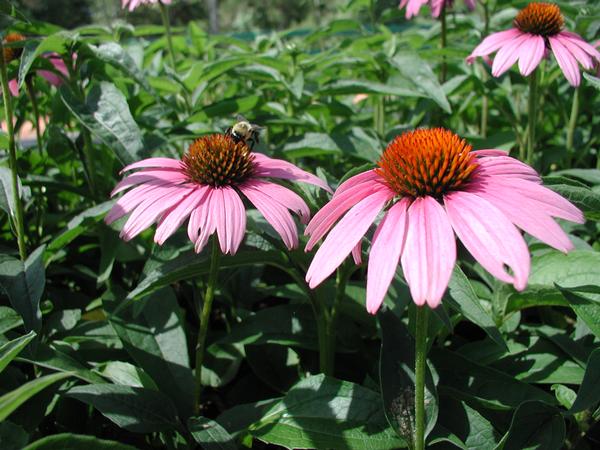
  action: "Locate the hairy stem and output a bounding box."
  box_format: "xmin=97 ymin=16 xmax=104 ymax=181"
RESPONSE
xmin=414 ymin=306 xmax=429 ymax=450
xmin=526 ymin=69 xmax=538 ymax=166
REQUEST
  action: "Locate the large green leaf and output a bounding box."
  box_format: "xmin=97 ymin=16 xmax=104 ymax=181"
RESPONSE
xmin=23 ymin=433 xmax=138 ymax=450
xmin=0 ymin=246 xmax=46 ymax=332
xmin=66 ymin=384 xmax=180 ymax=434
xmin=251 ymin=374 xmax=407 ymax=449
xmin=544 ymin=178 xmax=600 ymax=221
xmin=499 ymin=401 xmax=565 ymax=450
xmin=557 ymin=285 xmax=600 ymax=339
xmin=60 ymin=81 xmax=145 ymax=165
xmin=0 ymin=166 xmax=29 ymax=221
xmin=106 ymin=288 xmax=195 ymax=418
xmin=188 ymin=416 xmax=237 ymax=450
xmin=379 ymin=309 xmax=438 ymax=443
xmin=0 ymin=330 xmax=35 ymax=373
xmin=568 ymin=348 xmax=600 ymax=414
xmin=0 ymin=372 xmax=71 ymax=422
xmin=0 ymin=306 xmax=23 ymax=335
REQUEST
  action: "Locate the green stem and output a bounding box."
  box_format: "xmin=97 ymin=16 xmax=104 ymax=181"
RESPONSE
xmin=480 ymin=1 xmax=490 ymax=138
xmin=0 ymin=41 xmax=27 ymax=260
xmin=374 ymin=96 xmax=385 ymax=136
xmin=159 ymin=1 xmax=176 ymax=69
xmin=322 ymin=267 xmax=348 ymax=376
xmin=24 ymin=76 xmax=44 ymax=158
xmin=566 ymin=86 xmax=579 ymax=161
xmin=194 ymin=238 xmax=221 ymax=414
xmin=526 ymin=69 xmax=538 ymax=166
xmin=440 ymin=7 xmax=447 ymax=84
xmin=414 ymin=306 xmax=429 ymax=450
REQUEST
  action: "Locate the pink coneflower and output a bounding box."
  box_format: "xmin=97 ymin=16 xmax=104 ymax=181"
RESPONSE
xmin=399 ymin=0 xmax=475 ymax=19
xmin=8 ymin=52 xmax=69 ymax=97
xmin=467 ymin=2 xmax=600 ymax=87
xmin=122 ymin=0 xmax=172 ymax=12
xmin=106 ymin=134 xmax=330 ymax=254
xmin=305 ymin=128 xmax=583 ymax=311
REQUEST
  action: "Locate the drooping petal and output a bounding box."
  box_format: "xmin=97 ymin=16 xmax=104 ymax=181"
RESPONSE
xmin=444 ymin=191 xmax=530 ymax=291
xmin=467 ymin=29 xmax=523 ymax=63
xmin=306 ymin=189 xmax=393 ymax=289
xmin=560 ymin=31 xmax=600 ymax=62
xmin=111 ymin=169 xmax=188 ymax=196
xmin=400 ymin=196 xmax=456 ymax=308
xmin=217 ymin=187 xmax=247 ymax=254
xmin=8 ymin=78 xmax=19 ymax=97
xmin=518 ymin=34 xmax=545 ymax=76
xmin=240 ymin=182 xmax=299 ymax=249
xmin=492 ymin=33 xmax=532 ymax=77
xmin=252 ymin=153 xmax=332 ymax=193
xmin=549 ymin=35 xmax=581 ymax=86
xmin=366 ymin=198 xmax=410 ymax=314
xmin=195 ymin=190 xmax=218 ymax=254
xmin=555 ymin=34 xmax=594 ymax=70
xmin=474 ymin=155 xmax=541 ymax=183
xmin=248 ymin=180 xmax=311 ymax=224
xmin=106 ymin=183 xmax=167 ymax=224
xmin=120 ymin=157 xmax=184 ymax=174
xmin=154 ymin=186 xmax=208 ymax=245
xmin=430 ymin=0 xmax=445 ymax=18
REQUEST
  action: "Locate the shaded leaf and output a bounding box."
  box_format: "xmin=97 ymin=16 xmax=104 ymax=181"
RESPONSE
xmin=500 ymin=401 xmax=565 ymax=450
xmin=188 ymin=416 xmax=237 ymax=450
xmin=23 ymin=433 xmax=138 ymax=450
xmin=0 ymin=330 xmax=35 ymax=373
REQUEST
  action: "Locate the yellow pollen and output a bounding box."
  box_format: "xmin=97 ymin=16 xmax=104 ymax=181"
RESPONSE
xmin=376 ymin=128 xmax=477 ymax=199
xmin=182 ymin=134 xmax=255 ymax=187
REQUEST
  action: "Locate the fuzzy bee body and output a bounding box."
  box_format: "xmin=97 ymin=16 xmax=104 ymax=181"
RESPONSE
xmin=226 ymin=115 xmax=263 ymax=150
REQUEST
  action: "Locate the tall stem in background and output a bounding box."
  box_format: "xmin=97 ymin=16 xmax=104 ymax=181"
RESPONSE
xmin=413 ymin=306 xmax=429 ymax=450
xmin=480 ymin=0 xmax=490 ymax=138
xmin=0 ymin=41 xmax=27 ymax=260
xmin=566 ymin=86 xmax=579 ymax=163
xmin=526 ymin=69 xmax=538 ymax=166
xmin=440 ymin=7 xmax=447 ymax=84
xmin=194 ymin=237 xmax=221 ymax=414
xmin=25 ymin=77 xmax=44 ymax=158
xmin=159 ymin=1 xmax=176 ymax=68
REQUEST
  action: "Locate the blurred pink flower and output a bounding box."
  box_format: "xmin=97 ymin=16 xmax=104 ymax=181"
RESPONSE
xmin=305 ymin=128 xmax=583 ymax=311
xmin=8 ymin=53 xmax=69 ymax=97
xmin=122 ymin=0 xmax=172 ymax=11
xmin=106 ymin=134 xmax=331 ymax=254
xmin=399 ymin=0 xmax=475 ymax=19
xmin=467 ymin=2 xmax=600 ymax=87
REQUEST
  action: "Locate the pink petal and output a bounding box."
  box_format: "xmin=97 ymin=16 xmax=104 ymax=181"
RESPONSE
xmin=518 ymin=34 xmax=545 ymax=76
xmin=464 ymin=0 xmax=476 ymax=10
xmin=306 ymin=189 xmax=393 ymax=289
xmin=333 ymin=170 xmax=380 ymax=199
xmin=366 ymin=198 xmax=410 ymax=314
xmin=352 ymin=241 xmax=362 ymax=265
xmin=471 ymin=149 xmax=508 ymax=157
xmin=120 ymin=186 xmax=193 ymax=241
xmin=216 ymin=187 xmax=247 ymax=255
xmin=561 ymin=31 xmax=600 ymax=62
xmin=430 ymin=0 xmax=444 ymax=18
xmin=556 ymin=35 xmax=594 ymax=70
xmin=400 ymin=197 xmax=456 ymax=308
xmin=492 ymin=33 xmax=532 ymax=77
xmin=106 ymin=183 xmax=165 ymax=224
xmin=252 ymin=153 xmax=332 ymax=193
xmin=467 ymin=29 xmax=523 ymax=63
xmin=444 ymin=191 xmax=529 ymax=290
xmin=120 ymin=157 xmax=184 ymax=174
xmin=549 ymin=35 xmax=581 ymax=86
xmin=188 ymin=190 xmax=212 ymax=243
xmin=111 ymin=169 xmax=188 ymax=196
xmin=240 ymin=182 xmax=299 ymax=249
xmin=248 ymin=180 xmax=311 ymax=224
xmin=154 ymin=186 xmax=208 ymax=245
xmin=195 ymin=190 xmax=218 ymax=254
xmin=474 ymin=155 xmax=541 ymax=183
xmin=8 ymin=78 xmax=19 ymax=97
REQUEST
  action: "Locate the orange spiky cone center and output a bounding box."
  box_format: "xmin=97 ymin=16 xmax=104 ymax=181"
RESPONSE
xmin=2 ymin=33 xmax=25 ymax=63
xmin=376 ymin=128 xmax=477 ymax=199
xmin=182 ymin=134 xmax=255 ymax=187
xmin=514 ymin=2 xmax=564 ymax=37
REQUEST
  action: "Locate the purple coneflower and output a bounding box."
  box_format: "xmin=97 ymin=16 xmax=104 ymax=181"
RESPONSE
xmin=399 ymin=0 xmax=476 ymax=19
xmin=122 ymin=0 xmax=172 ymax=12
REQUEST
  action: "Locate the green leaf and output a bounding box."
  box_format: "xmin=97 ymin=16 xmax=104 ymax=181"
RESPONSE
xmin=390 ymin=53 xmax=451 ymax=113
xmin=251 ymin=374 xmax=407 ymax=449
xmin=0 ymin=421 xmax=28 ymax=450
xmin=46 ymin=201 xmax=114 ymax=255
xmin=128 ymin=249 xmax=291 ymax=300
xmin=379 ymin=309 xmax=438 ymax=442
xmin=500 ymin=401 xmax=565 ymax=450
xmin=551 ymin=384 xmax=576 ymax=410
xmin=0 ymin=372 xmax=71 ymax=422
xmin=544 ymin=179 xmax=600 ymax=221
xmin=0 ymin=330 xmax=35 ymax=373
xmin=583 ymin=72 xmax=600 ymax=90
xmin=0 ymin=306 xmax=23 ymax=335
xmin=320 ymin=79 xmax=422 ymax=97
xmin=97 ymin=361 xmax=157 ymax=389
xmin=17 ymin=31 xmax=74 ymax=89
xmin=557 ymin=285 xmax=600 ymax=339
xmin=106 ymin=288 xmax=194 ymax=418
xmin=188 ymin=416 xmax=237 ymax=450
xmin=66 ymin=384 xmax=179 ymax=433
xmin=0 ymin=166 xmax=29 ymax=220
xmin=60 ymin=81 xmax=145 ymax=165
xmin=568 ymin=348 xmax=600 ymax=414
xmin=23 ymin=433 xmax=139 ymax=450
xmin=447 ymin=267 xmax=507 ymax=350
xmin=554 ymin=169 xmax=600 ymax=185
xmin=0 ymin=246 xmax=46 ymax=332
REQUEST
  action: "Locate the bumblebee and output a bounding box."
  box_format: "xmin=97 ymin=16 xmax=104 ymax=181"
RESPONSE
xmin=226 ymin=115 xmax=263 ymax=150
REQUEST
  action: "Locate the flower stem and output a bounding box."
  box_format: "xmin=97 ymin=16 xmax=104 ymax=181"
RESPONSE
xmin=159 ymin=1 xmax=176 ymax=69
xmin=566 ymin=86 xmax=579 ymax=162
xmin=526 ymin=69 xmax=538 ymax=166
xmin=322 ymin=267 xmax=348 ymax=375
xmin=0 ymin=40 xmax=27 ymax=260
xmin=414 ymin=305 xmax=429 ymax=450
xmin=24 ymin=76 xmax=44 ymax=158
xmin=194 ymin=237 xmax=221 ymax=415
xmin=440 ymin=7 xmax=447 ymax=84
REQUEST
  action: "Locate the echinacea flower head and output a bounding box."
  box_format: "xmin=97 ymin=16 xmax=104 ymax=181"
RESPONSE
xmin=399 ymin=0 xmax=475 ymax=19
xmin=2 ymin=32 xmax=25 ymax=63
xmin=305 ymin=128 xmax=583 ymax=311
xmin=467 ymin=2 xmax=600 ymax=86
xmin=106 ymin=134 xmax=330 ymax=255
xmin=122 ymin=0 xmax=172 ymax=12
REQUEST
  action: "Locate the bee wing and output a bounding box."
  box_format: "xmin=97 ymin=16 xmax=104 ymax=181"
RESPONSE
xmin=235 ymin=114 xmax=248 ymax=122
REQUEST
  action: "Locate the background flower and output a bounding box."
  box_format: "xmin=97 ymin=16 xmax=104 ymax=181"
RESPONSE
xmin=305 ymin=128 xmax=583 ymax=311
xmin=122 ymin=0 xmax=172 ymax=12
xmin=399 ymin=0 xmax=475 ymax=19
xmin=8 ymin=52 xmax=69 ymax=96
